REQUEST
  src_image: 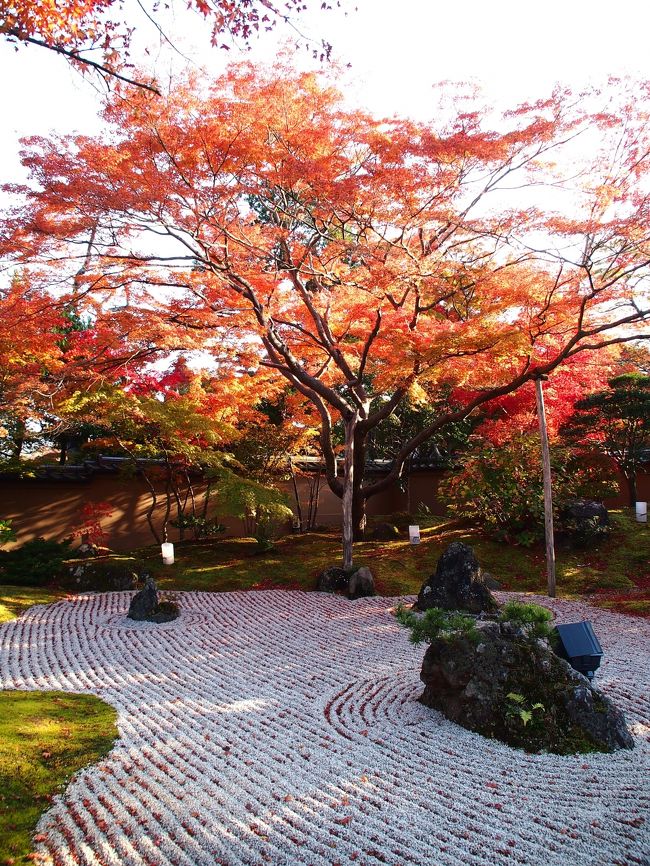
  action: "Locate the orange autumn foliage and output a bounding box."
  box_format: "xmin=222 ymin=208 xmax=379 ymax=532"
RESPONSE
xmin=0 ymin=275 xmax=68 ymax=457
xmin=1 ymin=0 xmax=339 ymax=90
xmin=2 ymin=66 xmax=649 ymax=563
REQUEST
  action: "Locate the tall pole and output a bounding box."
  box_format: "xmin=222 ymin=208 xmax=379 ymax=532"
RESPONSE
xmin=535 ymin=375 xmax=556 ymax=597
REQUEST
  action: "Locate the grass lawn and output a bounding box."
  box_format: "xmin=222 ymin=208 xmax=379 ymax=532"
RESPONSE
xmin=0 ymin=691 xmax=117 ymax=866
xmin=131 ymin=509 xmax=649 ymax=615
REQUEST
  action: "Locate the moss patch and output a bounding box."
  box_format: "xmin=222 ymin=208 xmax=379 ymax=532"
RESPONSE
xmin=0 ymin=586 xmax=67 ymax=625
xmin=0 ymin=690 xmax=118 ymax=865
xmin=125 ymin=509 xmax=648 ymax=603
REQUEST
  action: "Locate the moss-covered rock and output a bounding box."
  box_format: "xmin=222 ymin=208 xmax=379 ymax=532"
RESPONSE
xmin=127 ymin=575 xmax=180 ymax=623
xmin=417 ymin=541 xmax=498 ymax=614
xmin=419 ymin=620 xmax=634 ymax=754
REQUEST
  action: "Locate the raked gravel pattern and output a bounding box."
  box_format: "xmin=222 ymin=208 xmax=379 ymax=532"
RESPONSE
xmin=1 ymin=590 xmax=649 ymax=866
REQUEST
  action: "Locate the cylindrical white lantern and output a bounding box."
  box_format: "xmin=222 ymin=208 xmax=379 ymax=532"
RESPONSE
xmin=408 ymin=525 xmax=421 ymax=545
xmin=161 ymin=542 xmax=175 ymax=564
xmin=636 ymin=501 xmax=648 ymax=523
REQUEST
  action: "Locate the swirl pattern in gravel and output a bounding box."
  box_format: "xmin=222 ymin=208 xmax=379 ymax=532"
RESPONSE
xmin=1 ymin=590 xmax=648 ymax=866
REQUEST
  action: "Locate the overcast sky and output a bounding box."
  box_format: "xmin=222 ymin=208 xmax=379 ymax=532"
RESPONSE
xmin=1 ymin=0 xmax=650 ymax=189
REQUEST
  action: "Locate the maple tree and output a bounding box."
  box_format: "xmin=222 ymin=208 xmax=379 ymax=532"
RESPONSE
xmin=0 ymin=267 xmax=188 ymax=465
xmin=2 ymin=66 xmax=650 ymax=567
xmin=72 ymin=500 xmax=114 ymax=548
xmin=0 ymin=0 xmax=341 ymax=91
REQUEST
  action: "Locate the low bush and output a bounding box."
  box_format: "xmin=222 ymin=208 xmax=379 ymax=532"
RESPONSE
xmin=395 ymin=604 xmax=480 ymax=645
xmin=60 ymin=556 xmax=144 ymax=592
xmin=0 ymin=538 xmax=73 ymax=586
xmin=0 ymin=519 xmax=16 ymax=547
xmin=440 ymin=435 xmax=617 ymax=546
xmin=498 ymin=600 xmax=554 ymax=638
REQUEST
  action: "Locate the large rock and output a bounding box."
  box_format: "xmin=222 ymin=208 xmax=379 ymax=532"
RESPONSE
xmin=348 ymin=566 xmax=375 ymax=599
xmin=127 ymin=574 xmax=158 ymax=621
xmin=562 ymin=498 xmax=609 ymax=526
xmin=419 ymin=619 xmax=634 ymax=754
xmin=417 ymin=542 xmax=498 ymax=613
xmin=560 ymin=499 xmax=610 ymax=541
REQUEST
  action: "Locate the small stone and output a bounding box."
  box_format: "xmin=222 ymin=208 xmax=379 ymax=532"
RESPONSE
xmin=369 ymin=523 xmax=400 ymax=541
xmin=482 ymin=571 xmax=502 ymax=590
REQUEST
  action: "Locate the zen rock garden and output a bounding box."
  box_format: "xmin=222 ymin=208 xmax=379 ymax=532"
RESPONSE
xmin=400 ymin=541 xmax=634 ymax=754
xmin=1 ymin=568 xmax=648 ymax=865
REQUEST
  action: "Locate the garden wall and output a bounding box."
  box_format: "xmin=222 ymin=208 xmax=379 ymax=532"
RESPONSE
xmin=0 ymin=467 xmax=647 ymax=552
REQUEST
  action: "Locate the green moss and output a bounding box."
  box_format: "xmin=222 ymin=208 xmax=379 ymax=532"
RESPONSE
xmin=104 ymin=509 xmax=647 ymax=605
xmin=0 ymin=510 xmax=645 ymax=613
xmin=0 ymin=691 xmax=118 ymax=864
xmin=0 ymin=586 xmax=67 ymax=625
xmin=595 ymin=598 xmax=650 ymax=616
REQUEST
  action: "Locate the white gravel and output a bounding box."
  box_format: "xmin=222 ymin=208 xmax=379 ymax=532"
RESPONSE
xmin=1 ymin=590 xmax=648 ymax=866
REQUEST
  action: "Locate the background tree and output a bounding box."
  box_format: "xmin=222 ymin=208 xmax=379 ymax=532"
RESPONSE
xmin=561 ymin=373 xmax=650 ymax=506
xmin=2 ymin=66 xmax=649 ymax=567
xmin=59 ymin=356 xmax=291 ymax=544
xmin=440 ymin=434 xmax=618 ymax=546
xmin=61 ymin=380 xmax=236 ymax=544
xmin=231 ymin=392 xmax=317 ymax=480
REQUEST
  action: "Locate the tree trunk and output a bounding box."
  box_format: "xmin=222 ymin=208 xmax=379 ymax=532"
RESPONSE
xmin=352 ymin=488 xmax=367 ymax=541
xmin=12 ymin=422 xmax=25 ymax=460
xmin=535 ymin=377 xmax=556 ymax=598
xmin=288 ymin=458 xmax=304 ymax=531
xmin=624 ymin=472 xmax=637 ymax=507
xmin=306 ymin=469 xmax=321 ymax=530
xmin=142 ymin=470 xmax=162 ymax=545
xmin=341 ymin=417 xmax=357 ymax=569
xmin=351 ymin=424 xmax=367 ymax=541
xmin=161 ymin=467 xmax=173 ymax=543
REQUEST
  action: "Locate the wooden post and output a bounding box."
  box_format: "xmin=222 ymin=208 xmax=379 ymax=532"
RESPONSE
xmin=535 ymin=375 xmax=556 ymax=598
xmin=341 ymin=417 xmax=356 ymax=570
xmin=288 ymin=457 xmax=304 ymax=532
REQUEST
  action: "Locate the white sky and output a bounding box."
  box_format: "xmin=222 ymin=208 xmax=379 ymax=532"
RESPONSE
xmin=1 ymin=0 xmax=650 ymax=189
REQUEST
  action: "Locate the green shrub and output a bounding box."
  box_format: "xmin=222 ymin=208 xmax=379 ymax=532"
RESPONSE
xmin=0 ymin=519 xmax=16 ymax=547
xmin=440 ymin=435 xmax=617 ymax=545
xmin=0 ymin=538 xmax=73 ymax=587
xmin=169 ymin=514 xmax=225 ymax=539
xmin=395 ymin=604 xmax=480 ymax=645
xmin=499 ymin=600 xmax=554 ymax=638
xmin=59 ymin=555 xmax=143 ymax=592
